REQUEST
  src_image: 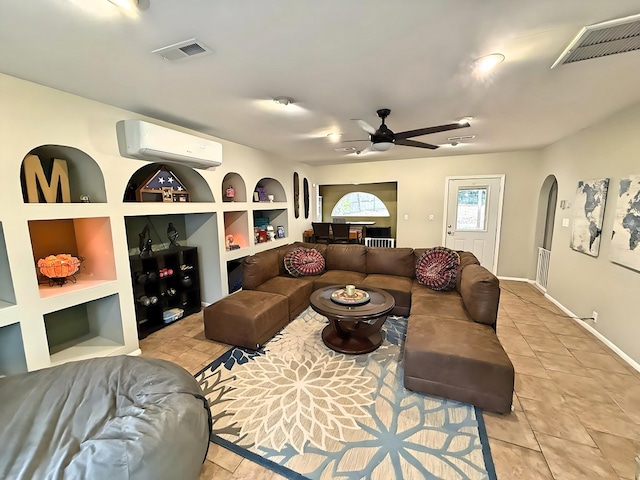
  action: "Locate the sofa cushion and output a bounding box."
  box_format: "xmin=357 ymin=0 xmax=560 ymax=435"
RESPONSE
xmin=404 ymin=315 xmax=514 ymax=413
xmin=278 ymin=242 xmax=328 ymax=276
xmin=313 ymin=270 xmax=367 ymax=291
xmin=326 ymin=244 xmax=367 ymax=273
xmin=242 ymin=248 xmax=279 ymax=290
xmin=411 ymin=281 xmax=470 ymax=320
xmin=415 ymin=247 xmax=460 ymax=291
xmin=361 ymin=274 xmax=412 ymax=316
xmin=366 ymin=247 xmax=415 ymax=277
xmin=256 ymin=276 xmax=315 ymax=320
xmin=283 ymin=248 xmax=325 ymax=277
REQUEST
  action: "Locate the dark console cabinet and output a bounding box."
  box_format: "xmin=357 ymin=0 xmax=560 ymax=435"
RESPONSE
xmin=129 ymin=246 xmax=201 ymax=339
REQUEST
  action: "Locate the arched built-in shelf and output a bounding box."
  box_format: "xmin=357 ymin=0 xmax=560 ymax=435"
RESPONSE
xmin=222 ymin=172 xmax=247 ymax=203
xmin=21 ymin=145 xmax=107 ymax=203
xmin=123 ymin=163 xmax=214 ymax=203
xmin=253 ymin=177 xmax=286 ymax=203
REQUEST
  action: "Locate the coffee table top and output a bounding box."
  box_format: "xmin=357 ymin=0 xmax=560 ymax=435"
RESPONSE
xmin=310 ymin=285 xmax=395 ymax=321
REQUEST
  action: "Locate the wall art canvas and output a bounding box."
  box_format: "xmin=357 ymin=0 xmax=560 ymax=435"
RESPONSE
xmin=570 ymin=178 xmax=609 ymax=257
xmin=610 ymin=175 xmax=640 ymax=272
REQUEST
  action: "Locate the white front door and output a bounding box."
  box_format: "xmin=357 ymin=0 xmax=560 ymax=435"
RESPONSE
xmin=444 ymin=176 xmax=504 ymax=273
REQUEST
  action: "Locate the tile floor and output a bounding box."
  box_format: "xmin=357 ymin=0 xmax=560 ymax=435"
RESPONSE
xmin=140 ymin=280 xmax=640 ymax=479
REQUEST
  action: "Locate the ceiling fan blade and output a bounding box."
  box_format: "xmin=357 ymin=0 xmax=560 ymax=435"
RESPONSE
xmin=395 ymin=139 xmax=439 ymax=150
xmin=354 ymin=119 xmax=377 ymax=135
xmin=394 ymin=121 xmax=470 ymax=140
xmin=341 ymin=139 xmax=370 ymax=143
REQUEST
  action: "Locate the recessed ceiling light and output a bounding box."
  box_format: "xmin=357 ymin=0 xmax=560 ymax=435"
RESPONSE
xmin=273 ymin=96 xmax=294 ymax=106
xmin=456 ymin=116 xmax=474 ymax=125
xmin=473 ymin=53 xmax=505 ymax=74
xmin=326 ymin=133 xmax=342 ymax=142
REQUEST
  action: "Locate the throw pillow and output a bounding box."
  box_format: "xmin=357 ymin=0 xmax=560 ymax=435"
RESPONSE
xmin=415 ymin=247 xmax=460 ymax=291
xmin=284 ymin=247 xmax=326 ymax=277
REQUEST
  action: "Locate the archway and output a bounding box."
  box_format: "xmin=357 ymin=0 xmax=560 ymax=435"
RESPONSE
xmin=534 ymin=175 xmax=558 ymax=290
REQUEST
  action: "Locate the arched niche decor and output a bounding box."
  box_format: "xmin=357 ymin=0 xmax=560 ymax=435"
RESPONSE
xmin=253 ymin=177 xmax=286 ymax=203
xmin=123 ymin=163 xmax=214 ymax=202
xmin=222 ymin=172 xmax=247 ymax=202
xmin=20 ymin=145 xmax=107 ymax=203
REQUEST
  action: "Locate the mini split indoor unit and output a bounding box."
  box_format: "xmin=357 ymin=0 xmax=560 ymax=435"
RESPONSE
xmin=116 ymin=119 xmax=222 ymax=169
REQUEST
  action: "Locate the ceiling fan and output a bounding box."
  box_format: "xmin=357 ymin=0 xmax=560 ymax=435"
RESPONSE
xmin=346 ymin=109 xmax=471 ymax=154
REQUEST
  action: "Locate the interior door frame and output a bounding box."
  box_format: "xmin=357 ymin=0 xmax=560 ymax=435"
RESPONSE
xmin=442 ymin=174 xmax=505 ymax=274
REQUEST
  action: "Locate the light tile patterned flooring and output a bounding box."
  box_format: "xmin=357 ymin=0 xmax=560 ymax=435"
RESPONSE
xmin=140 ymin=280 xmax=640 ymax=479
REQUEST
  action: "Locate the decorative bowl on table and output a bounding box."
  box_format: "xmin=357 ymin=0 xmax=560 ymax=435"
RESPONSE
xmin=37 ymin=254 xmax=83 ymax=286
xmin=331 ymin=288 xmax=370 ymax=306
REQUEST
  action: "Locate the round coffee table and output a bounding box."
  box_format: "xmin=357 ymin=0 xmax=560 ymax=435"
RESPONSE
xmin=309 ymin=285 xmax=395 ymax=354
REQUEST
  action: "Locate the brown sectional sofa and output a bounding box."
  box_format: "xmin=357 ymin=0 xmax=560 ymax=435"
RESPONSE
xmin=203 ymin=241 xmax=514 ymax=413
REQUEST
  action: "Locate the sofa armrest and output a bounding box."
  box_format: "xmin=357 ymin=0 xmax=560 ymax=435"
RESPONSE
xmin=459 ymin=264 xmax=500 ymax=326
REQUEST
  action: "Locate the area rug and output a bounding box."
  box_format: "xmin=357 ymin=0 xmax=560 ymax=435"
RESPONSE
xmin=195 ymin=308 xmax=497 ymax=480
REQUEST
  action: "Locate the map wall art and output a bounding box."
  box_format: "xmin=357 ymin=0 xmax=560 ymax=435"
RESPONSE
xmin=570 ymin=178 xmax=609 ymax=257
xmin=610 ymin=175 xmax=640 ymax=272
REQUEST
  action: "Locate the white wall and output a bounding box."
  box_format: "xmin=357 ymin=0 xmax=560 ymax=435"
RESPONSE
xmin=539 ymin=101 xmax=640 ymax=364
xmin=312 ymin=150 xmax=542 ymax=278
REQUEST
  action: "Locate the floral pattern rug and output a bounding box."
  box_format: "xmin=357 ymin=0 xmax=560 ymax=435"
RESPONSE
xmin=195 ymin=308 xmax=496 ymax=480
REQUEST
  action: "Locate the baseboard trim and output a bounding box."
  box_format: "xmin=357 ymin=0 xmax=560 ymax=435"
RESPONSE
xmin=497 ymin=276 xmax=533 ymax=283
xmin=544 ymin=292 xmax=640 ymax=374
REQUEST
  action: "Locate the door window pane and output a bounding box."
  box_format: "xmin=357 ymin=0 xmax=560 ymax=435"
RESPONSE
xmin=456 ymin=188 xmax=487 ymax=231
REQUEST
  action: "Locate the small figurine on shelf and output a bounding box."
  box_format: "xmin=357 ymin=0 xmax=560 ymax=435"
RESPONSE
xmin=167 ymin=222 xmax=180 ymax=247
xmin=225 ymin=184 xmax=235 ymax=201
xmin=225 ymin=234 xmax=235 ymax=250
xmin=266 ymin=225 xmax=276 ymax=241
xmin=138 ymin=224 xmax=153 ymax=257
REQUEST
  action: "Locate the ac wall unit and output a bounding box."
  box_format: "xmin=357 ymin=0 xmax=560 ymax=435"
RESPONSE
xmin=116 ymin=120 xmax=222 ymax=169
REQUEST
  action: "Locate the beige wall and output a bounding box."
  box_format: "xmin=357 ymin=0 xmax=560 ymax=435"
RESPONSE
xmin=313 ymin=150 xmax=542 ymax=278
xmin=538 ymin=101 xmax=640 ymax=364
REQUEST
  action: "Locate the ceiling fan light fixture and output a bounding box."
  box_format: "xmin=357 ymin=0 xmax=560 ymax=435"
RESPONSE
xmin=473 ymin=53 xmax=505 ymax=74
xmin=371 ymin=142 xmax=394 ymax=151
xmin=456 ymin=116 xmax=474 ymax=125
xmin=273 ymin=96 xmax=294 ymax=106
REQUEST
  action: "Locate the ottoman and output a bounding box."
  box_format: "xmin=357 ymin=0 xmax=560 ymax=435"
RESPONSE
xmin=404 ymin=315 xmax=514 ymax=413
xmin=203 ymin=290 xmax=289 ymax=350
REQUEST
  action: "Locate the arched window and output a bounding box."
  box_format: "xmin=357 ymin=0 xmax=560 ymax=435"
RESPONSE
xmin=330 ymin=192 xmax=390 ymax=217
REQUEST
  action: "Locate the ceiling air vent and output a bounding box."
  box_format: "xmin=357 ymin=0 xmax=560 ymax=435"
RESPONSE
xmin=152 ymin=38 xmax=212 ymax=62
xmin=551 ymin=13 xmax=640 ymax=68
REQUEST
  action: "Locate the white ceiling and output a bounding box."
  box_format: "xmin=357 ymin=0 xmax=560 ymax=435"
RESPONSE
xmin=1 ymin=0 xmax=640 ymax=165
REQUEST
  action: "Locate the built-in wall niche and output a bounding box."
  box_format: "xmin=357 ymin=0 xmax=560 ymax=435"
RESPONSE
xmin=123 ymin=162 xmax=214 ymax=203
xmin=20 ymin=145 xmax=107 ymax=204
xmin=28 ymin=217 xmax=116 ymax=298
xmin=253 ymin=177 xmax=286 ymax=203
xmin=0 ymin=323 xmax=28 ymax=376
xmin=222 ymin=172 xmax=247 ymax=203
xmin=44 ymin=294 xmax=124 ymax=365
xmin=252 ymin=209 xmax=288 ymax=243
xmin=227 ymin=258 xmax=244 ymax=294
xmin=124 ymin=212 xmax=222 ymax=304
xmin=224 ymin=211 xmax=249 ymax=250
xmin=0 ymin=223 xmax=16 ymax=308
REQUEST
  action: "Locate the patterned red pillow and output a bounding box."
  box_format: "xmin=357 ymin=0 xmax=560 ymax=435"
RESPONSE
xmin=284 ymin=248 xmax=326 ymax=277
xmin=415 ymin=247 xmax=460 ymax=291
